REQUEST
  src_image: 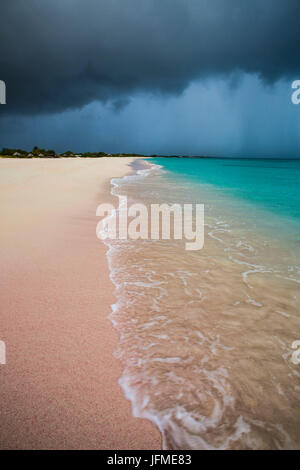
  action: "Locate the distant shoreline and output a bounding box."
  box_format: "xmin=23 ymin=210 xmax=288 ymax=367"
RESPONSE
xmin=1 ymin=150 xmax=299 ymax=160
xmin=0 ymin=150 xmax=211 ymax=159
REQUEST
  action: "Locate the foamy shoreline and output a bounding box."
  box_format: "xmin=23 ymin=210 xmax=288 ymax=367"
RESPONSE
xmin=99 ymin=157 xmax=300 ymax=450
xmin=0 ymin=157 xmax=161 ymax=449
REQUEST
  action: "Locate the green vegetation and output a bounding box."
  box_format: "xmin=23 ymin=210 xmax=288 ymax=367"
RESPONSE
xmin=0 ymin=147 xmax=148 ymax=158
xmin=0 ymin=148 xmax=207 ymax=159
xmin=0 ymin=148 xmax=28 ymax=157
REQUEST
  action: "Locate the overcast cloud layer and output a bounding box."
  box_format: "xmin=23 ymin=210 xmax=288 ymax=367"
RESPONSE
xmin=1 ymin=0 xmax=300 ymax=114
xmin=1 ymin=1 xmax=300 ymax=156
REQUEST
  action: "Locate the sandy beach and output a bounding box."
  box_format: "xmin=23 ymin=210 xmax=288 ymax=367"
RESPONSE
xmin=0 ymin=157 xmax=161 ymax=449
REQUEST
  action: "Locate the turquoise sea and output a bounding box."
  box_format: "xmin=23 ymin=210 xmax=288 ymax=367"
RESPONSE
xmin=106 ymin=157 xmax=300 ymax=450
xmin=151 ymin=157 xmax=300 ymax=232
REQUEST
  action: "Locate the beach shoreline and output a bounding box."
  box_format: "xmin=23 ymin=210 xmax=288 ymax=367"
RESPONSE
xmin=0 ymin=157 xmax=161 ymax=449
xmin=100 ymin=157 xmax=300 ymax=450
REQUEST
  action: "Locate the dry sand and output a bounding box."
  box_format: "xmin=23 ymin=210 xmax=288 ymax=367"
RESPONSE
xmin=0 ymin=157 xmax=161 ymax=449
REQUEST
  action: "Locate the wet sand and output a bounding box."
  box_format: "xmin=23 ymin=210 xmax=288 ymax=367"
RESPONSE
xmin=0 ymin=157 xmax=161 ymax=449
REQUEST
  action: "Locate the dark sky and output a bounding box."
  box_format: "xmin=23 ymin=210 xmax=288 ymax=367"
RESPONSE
xmin=1 ymin=0 xmax=300 ymax=156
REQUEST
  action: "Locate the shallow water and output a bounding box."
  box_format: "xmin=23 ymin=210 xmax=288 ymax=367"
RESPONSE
xmin=104 ymin=158 xmax=300 ymax=450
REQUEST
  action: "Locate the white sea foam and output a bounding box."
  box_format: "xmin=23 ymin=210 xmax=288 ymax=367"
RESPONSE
xmin=100 ymin=158 xmax=300 ymax=450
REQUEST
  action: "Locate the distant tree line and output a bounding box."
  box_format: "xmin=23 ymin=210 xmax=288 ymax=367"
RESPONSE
xmin=0 ymin=148 xmax=202 ymax=158
xmin=0 ymin=147 xmax=148 ymax=158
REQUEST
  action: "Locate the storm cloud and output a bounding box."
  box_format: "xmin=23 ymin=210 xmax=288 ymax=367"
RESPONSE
xmin=1 ymin=0 xmax=300 ymax=115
